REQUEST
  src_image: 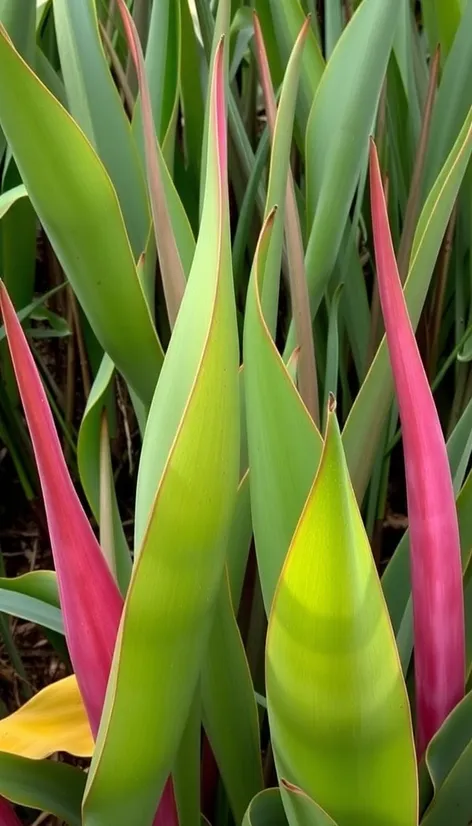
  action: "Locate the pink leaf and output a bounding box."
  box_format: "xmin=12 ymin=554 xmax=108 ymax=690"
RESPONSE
xmin=369 ymin=139 xmax=465 ymax=756
xmin=0 ymin=284 xmax=178 ymax=824
xmin=0 ymin=798 xmax=22 ymax=826
xmin=0 ymin=282 xmax=123 ymax=737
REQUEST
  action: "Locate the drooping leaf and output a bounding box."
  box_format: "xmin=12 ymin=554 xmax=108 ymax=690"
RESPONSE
xmin=0 ymin=676 xmax=92 ymax=759
xmin=0 ymin=752 xmax=85 ymax=826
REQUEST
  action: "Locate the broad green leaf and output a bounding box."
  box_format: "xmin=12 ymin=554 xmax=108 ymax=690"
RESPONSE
xmin=266 ymin=406 xmax=417 ymax=826
xmin=244 ymin=211 xmax=323 ymax=615
xmin=202 ymin=573 xmax=263 ymax=823
xmin=0 ymin=752 xmax=85 ymax=826
xmin=425 ymin=0 xmax=472 ymax=189
xmin=77 ymin=355 xmax=131 ymax=594
xmin=266 ymin=0 xmax=324 ymax=135
xmin=53 ymin=0 xmax=149 ymax=257
xmin=421 ymin=690 xmax=472 ymax=826
xmin=0 ymin=675 xmax=92 ymax=759
xmin=345 ymin=105 xmax=472 ymax=501
xmin=293 ymin=0 xmax=398 ymax=352
xmin=0 ymin=27 xmax=163 ymax=406
xmin=83 ymin=41 xmax=240 ymax=826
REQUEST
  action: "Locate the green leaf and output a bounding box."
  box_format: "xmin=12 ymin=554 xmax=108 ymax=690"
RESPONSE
xmin=53 ymin=0 xmax=149 ymax=257
xmin=201 ymin=573 xmax=263 ymax=823
xmin=266 ymin=404 xmax=417 ymax=826
xmin=295 ymin=0 xmax=398 ymax=348
xmin=421 ymin=690 xmax=472 ymax=826
xmin=0 ymin=572 xmax=63 ymax=634
xmin=266 ymin=0 xmax=324 ymax=135
xmin=133 ymin=0 xmax=180 ymax=169
xmin=344 ymin=104 xmax=472 ymax=501
xmin=83 ymin=41 xmax=240 ymax=826
xmin=260 ymin=15 xmax=310 ymax=338
xmin=0 ymin=752 xmax=85 ymax=826
xmin=244 ymin=211 xmax=323 ymax=614
xmin=0 ymin=26 xmax=164 ymax=406
xmin=280 ymin=780 xmax=338 ymax=826
xmin=0 ymin=183 xmax=26 ymax=219
xmin=77 ymin=355 xmax=132 ymax=594
xmin=425 ymin=0 xmax=472 ymax=189
xmin=243 ymin=788 xmax=289 ymax=826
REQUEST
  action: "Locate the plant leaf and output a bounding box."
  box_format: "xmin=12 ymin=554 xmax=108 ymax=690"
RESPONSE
xmin=0 ymin=28 xmax=163 ymax=406
xmin=82 ymin=39 xmax=240 ymax=826
xmin=266 ymin=403 xmax=418 ymax=826
xmin=0 ymin=676 xmax=92 ymax=759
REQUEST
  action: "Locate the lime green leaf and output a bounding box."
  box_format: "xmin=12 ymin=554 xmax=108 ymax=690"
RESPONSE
xmin=0 ymin=184 xmax=26 ymax=219
xmin=77 ymin=355 xmax=131 ymax=594
xmin=83 ymin=40 xmax=240 ymax=826
xmin=0 ymin=27 xmax=163 ymax=406
xmin=266 ymin=403 xmax=417 ymax=826
xmin=244 ymin=211 xmax=322 ymax=614
xmin=0 ymin=752 xmax=85 ymax=826
xmin=345 ymin=105 xmax=472 ymax=500
xmin=0 ymin=675 xmax=92 ymax=759
xmin=280 ymin=780 xmax=338 ymax=826
xmin=53 ymin=0 xmax=150 ymax=257
xmin=202 ymin=573 xmax=263 ymax=823
xmin=421 ymin=690 xmax=472 ymax=826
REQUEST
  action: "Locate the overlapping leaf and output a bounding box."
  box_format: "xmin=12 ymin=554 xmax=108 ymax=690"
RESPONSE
xmin=83 ymin=40 xmax=240 ymax=826
xmin=266 ymin=405 xmax=417 ymax=826
xmin=0 ymin=28 xmax=162 ymax=405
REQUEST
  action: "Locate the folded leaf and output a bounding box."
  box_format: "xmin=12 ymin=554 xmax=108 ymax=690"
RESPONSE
xmin=370 ymin=139 xmax=465 ymax=756
xmin=0 ymin=676 xmax=92 ymax=759
xmin=266 ymin=402 xmax=417 ymax=826
xmin=83 ymin=38 xmax=240 ymax=826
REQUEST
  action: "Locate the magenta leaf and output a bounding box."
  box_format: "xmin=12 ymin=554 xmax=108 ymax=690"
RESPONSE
xmin=369 ymin=139 xmax=465 ymax=756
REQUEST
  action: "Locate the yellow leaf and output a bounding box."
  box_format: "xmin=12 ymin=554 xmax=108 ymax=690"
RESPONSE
xmin=0 ymin=675 xmax=93 ymax=759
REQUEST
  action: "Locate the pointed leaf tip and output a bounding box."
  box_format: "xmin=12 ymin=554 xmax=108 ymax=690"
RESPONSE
xmin=369 ymin=139 xmax=465 ymax=756
xmin=0 ymin=282 xmax=123 ymax=736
